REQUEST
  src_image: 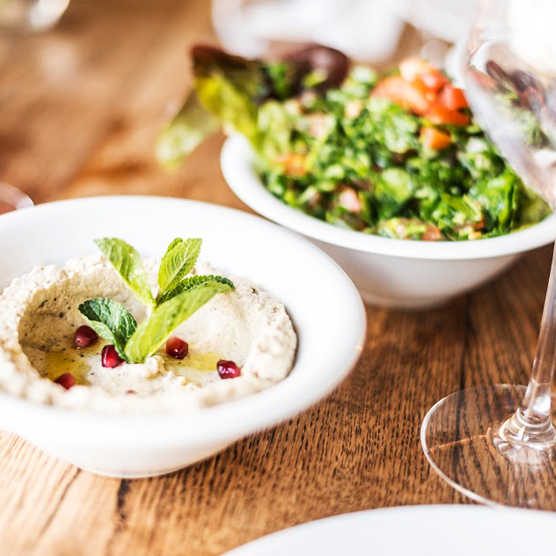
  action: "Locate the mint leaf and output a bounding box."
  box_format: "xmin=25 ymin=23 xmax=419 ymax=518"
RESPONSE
xmin=78 ymin=298 xmax=137 ymax=361
xmin=95 ymin=238 xmax=155 ymax=307
xmin=125 ymin=278 xmax=234 ymax=363
xmin=157 ymin=238 xmax=202 ymax=303
xmin=157 ymin=274 xmax=234 ymax=305
xmin=165 ymin=238 xmax=184 ymax=253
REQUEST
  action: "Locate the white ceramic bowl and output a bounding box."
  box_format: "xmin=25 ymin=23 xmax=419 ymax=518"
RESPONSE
xmin=0 ymin=196 xmax=365 ymax=478
xmin=221 ymin=136 xmax=556 ymax=309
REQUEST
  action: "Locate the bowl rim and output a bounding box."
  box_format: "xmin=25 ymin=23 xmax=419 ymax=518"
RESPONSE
xmin=0 ymin=195 xmax=366 ymax=448
xmin=221 ymin=135 xmax=556 ymax=261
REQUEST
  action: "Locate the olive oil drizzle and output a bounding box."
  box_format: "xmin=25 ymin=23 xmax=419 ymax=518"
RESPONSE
xmin=43 ymin=343 xmax=222 ymax=386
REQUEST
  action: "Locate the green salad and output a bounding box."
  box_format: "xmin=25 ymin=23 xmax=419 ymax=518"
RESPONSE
xmin=158 ymin=46 xmax=549 ymax=241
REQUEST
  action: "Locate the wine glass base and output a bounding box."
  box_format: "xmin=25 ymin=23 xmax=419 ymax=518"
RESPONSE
xmin=421 ymin=385 xmax=556 ymax=510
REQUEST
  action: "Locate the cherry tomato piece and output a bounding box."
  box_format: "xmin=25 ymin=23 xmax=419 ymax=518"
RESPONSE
xmin=371 ymin=76 xmax=429 ymax=115
xmin=420 ymin=127 xmax=452 ymax=150
xmin=427 ymin=105 xmax=470 ymax=126
xmin=417 ymin=71 xmax=448 ymax=92
xmin=439 ymin=84 xmax=469 ymax=110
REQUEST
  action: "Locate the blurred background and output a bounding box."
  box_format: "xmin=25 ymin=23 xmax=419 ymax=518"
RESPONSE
xmin=0 ymin=0 xmax=477 ymax=209
xmin=212 ymin=0 xmax=475 ymax=63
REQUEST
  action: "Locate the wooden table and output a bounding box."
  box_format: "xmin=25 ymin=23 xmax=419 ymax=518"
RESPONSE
xmin=0 ymin=1 xmax=551 ymax=554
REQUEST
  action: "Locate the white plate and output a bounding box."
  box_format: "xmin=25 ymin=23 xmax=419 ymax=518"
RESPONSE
xmin=0 ymin=196 xmax=366 ymax=477
xmin=224 ymin=505 xmax=555 ymax=555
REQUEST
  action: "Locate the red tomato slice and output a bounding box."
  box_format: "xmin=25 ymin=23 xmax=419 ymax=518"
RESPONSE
xmin=438 ymin=84 xmax=469 ymax=110
xmin=371 ymin=76 xmax=429 ymax=115
xmin=427 ymin=105 xmax=470 ymax=126
xmin=420 ymin=127 xmax=452 ymax=150
xmin=417 ymin=71 xmax=448 ymax=92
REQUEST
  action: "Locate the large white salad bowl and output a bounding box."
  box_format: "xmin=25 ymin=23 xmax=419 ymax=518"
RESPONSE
xmin=0 ymin=196 xmax=365 ymax=478
xmin=221 ymin=136 xmax=556 ymax=309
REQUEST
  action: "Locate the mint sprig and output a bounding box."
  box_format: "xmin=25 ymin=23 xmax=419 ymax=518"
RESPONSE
xmin=125 ymin=277 xmax=234 ymax=363
xmin=78 ymin=237 xmax=235 ymax=364
xmin=78 ymin=298 xmax=137 ymax=361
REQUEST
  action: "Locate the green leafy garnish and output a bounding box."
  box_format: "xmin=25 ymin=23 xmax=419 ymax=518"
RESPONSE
xmin=79 ymin=237 xmax=235 ymax=364
xmin=78 ymin=298 xmax=137 ymax=361
xmin=157 ymin=45 xmax=348 ymax=164
xmin=125 ymin=277 xmax=234 ymax=363
xmin=156 ymin=91 xmax=221 ymax=170
xmin=157 ymin=238 xmax=202 ymax=304
xmin=95 ymin=238 xmax=155 ymax=307
xmin=157 ymin=274 xmax=233 ymax=306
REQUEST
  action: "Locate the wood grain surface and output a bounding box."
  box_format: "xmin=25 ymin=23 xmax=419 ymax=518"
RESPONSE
xmin=0 ymin=1 xmax=552 ymax=555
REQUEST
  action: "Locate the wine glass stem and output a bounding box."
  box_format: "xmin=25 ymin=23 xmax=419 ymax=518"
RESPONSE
xmin=501 ymin=241 xmax=556 ymax=445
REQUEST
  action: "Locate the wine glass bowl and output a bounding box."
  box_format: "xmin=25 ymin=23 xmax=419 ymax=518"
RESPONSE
xmin=422 ymin=0 xmax=556 ymax=510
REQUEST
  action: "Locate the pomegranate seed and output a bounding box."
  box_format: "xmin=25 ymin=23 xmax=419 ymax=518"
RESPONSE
xmin=55 ymin=373 xmax=76 ymax=390
xmin=217 ymin=360 xmax=241 ymax=379
xmin=166 ymin=337 xmax=189 ymax=359
xmin=102 ymin=345 xmax=124 ymax=368
xmin=74 ymin=325 xmax=98 ymax=348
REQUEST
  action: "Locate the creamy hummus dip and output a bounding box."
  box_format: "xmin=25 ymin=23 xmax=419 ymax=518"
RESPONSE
xmin=0 ymin=255 xmax=296 ymax=413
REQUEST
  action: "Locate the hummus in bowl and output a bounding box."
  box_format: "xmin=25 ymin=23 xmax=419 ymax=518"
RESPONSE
xmin=0 ymin=196 xmax=365 ymax=477
xmin=0 ymin=252 xmax=296 ymax=413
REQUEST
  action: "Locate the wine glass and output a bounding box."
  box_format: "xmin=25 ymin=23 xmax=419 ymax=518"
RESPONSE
xmin=421 ymin=0 xmax=556 ymax=510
